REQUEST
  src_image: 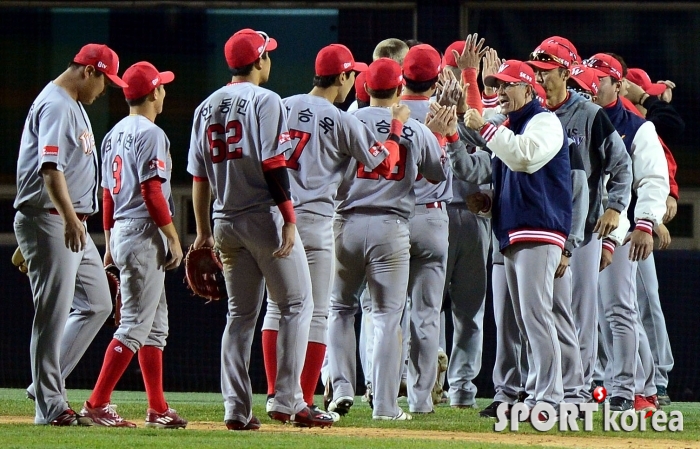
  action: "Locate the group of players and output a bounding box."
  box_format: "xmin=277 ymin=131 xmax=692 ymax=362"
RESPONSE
xmin=13 ymin=26 xmax=682 ymax=429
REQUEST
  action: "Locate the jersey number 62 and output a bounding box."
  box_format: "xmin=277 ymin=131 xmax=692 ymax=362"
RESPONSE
xmin=207 ymin=120 xmax=243 ymax=163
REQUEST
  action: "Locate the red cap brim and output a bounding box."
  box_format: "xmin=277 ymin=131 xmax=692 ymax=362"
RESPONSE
xmin=484 ymin=73 xmax=522 ymax=88
xmin=645 ymin=83 xmax=666 ymax=96
xmin=569 ymin=77 xmax=591 ymax=93
xmin=353 ymin=62 xmax=369 ymax=72
xmin=159 ymin=71 xmax=175 ymax=84
xmin=526 ymin=60 xmax=561 ymax=71
xmin=106 ymin=73 xmax=128 ymax=88
xmin=267 ymin=38 xmax=278 ymax=52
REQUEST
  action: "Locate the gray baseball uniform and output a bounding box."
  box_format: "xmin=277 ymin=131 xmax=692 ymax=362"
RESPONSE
xmin=400 ymin=97 xmax=453 ymax=413
xmin=188 ymin=82 xmax=313 ymax=423
xmin=636 ymin=253 xmax=673 ymax=388
xmin=262 ymin=93 xmax=390 ymax=345
xmin=327 ymin=107 xmax=446 ymax=419
xmin=101 ymin=115 xmax=173 ymax=352
xmin=14 ymin=82 xmax=112 ymax=424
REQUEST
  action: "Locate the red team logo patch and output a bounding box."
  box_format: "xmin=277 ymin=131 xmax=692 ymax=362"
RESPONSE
xmin=278 ymin=132 xmax=292 ymax=145
xmin=42 ymin=145 xmax=59 ymax=156
xmin=369 ymin=143 xmax=383 ymax=157
xmin=149 ymin=159 xmax=166 ymax=171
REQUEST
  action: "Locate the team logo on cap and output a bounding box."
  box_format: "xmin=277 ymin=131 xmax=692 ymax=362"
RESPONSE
xmin=520 ymin=72 xmax=533 ymax=83
xmin=152 ymin=77 xmax=159 ymax=86
xmin=498 ymin=63 xmax=509 ymax=73
xmin=571 ymin=67 xmax=584 ymax=76
xmin=343 ymin=62 xmax=352 ymax=69
xmin=97 ymin=61 xmax=107 ymax=69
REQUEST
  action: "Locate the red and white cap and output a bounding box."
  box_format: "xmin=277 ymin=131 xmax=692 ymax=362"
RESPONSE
xmin=569 ymin=65 xmax=600 ymax=95
xmin=484 ymin=60 xmax=536 ymax=88
xmin=315 ymin=44 xmax=368 ymax=76
xmin=403 ymin=44 xmax=442 ymax=82
xmin=583 ymin=53 xmax=623 ymax=81
xmin=366 ymin=58 xmax=403 ymax=91
xmin=543 ymin=36 xmax=580 ymax=64
xmin=626 ymin=68 xmax=667 ymax=96
xmin=442 ymin=40 xmax=465 ymax=68
xmin=354 ymin=71 xmax=370 ymax=102
xmin=73 ymin=43 xmax=127 ymax=88
xmin=225 ymin=29 xmax=278 ymax=69
xmin=122 ymin=62 xmax=175 ymax=101
xmin=527 ymin=40 xmax=575 ymax=71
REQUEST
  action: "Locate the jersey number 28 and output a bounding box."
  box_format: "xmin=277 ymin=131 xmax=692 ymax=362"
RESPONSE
xmin=207 ymin=120 xmax=243 ymax=163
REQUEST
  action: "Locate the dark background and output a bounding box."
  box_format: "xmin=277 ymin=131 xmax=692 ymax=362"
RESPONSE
xmin=1 ymin=1 xmax=698 ymax=401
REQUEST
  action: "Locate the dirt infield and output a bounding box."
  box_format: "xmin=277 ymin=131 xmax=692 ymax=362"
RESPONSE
xmin=2 ymin=416 xmax=698 ymax=449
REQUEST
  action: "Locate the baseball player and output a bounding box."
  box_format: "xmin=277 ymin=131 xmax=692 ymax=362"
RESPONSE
xmin=79 ymin=62 xmax=186 ymax=428
xmin=464 ymin=60 xmax=572 ymax=414
xmin=261 ymin=43 xmax=407 ymax=419
xmin=440 ymin=35 xmax=494 ymax=409
xmin=348 ymin=39 xmax=408 ymax=113
xmin=586 ymin=52 xmax=669 ymax=412
xmin=326 ymin=58 xmax=448 ymax=421
xmin=187 ymin=29 xmax=331 ymax=429
xmin=528 ymin=39 xmax=632 ymax=402
xmin=398 ymin=43 xmax=453 ymax=413
xmin=14 ymin=43 xmax=126 ymax=426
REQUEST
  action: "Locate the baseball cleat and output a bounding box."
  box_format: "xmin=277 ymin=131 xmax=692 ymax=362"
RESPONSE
xmin=479 ymin=401 xmax=508 ymax=418
xmin=310 ymin=405 xmax=339 ymax=422
xmin=225 ymin=415 xmax=261 ymax=431
xmin=373 ymin=409 xmax=412 ymax=421
xmin=608 ymin=396 xmax=633 ymax=411
xmin=634 ymin=395 xmax=657 ymax=413
xmin=80 ymin=402 xmax=136 ymax=427
xmin=50 ymin=408 xmax=93 ymax=426
xmin=327 ymin=396 xmax=354 ymax=416
xmin=265 ymin=395 xmax=275 ymax=413
xmin=145 ymin=406 xmax=188 ymax=429
xmin=656 ymin=385 xmax=671 ymax=406
xmin=322 ymin=379 xmax=332 ymax=411
xmin=268 ymin=406 xmax=334 ymax=428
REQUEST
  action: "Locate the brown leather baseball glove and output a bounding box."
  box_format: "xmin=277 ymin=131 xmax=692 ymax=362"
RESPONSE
xmin=104 ymin=264 xmax=122 ymax=327
xmin=184 ymin=245 xmax=227 ymax=302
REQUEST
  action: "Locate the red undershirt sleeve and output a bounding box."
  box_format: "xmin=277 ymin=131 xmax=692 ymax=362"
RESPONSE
xmin=103 ymin=188 xmax=115 ymax=230
xmin=141 ymin=178 xmax=172 ymax=227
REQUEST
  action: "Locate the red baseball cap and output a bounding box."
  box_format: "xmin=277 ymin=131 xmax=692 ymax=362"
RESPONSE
xmin=443 ymin=40 xmax=465 ymax=68
xmin=569 ymin=65 xmax=600 ymax=95
xmin=544 ymin=36 xmax=580 ymax=64
xmin=225 ymin=29 xmax=278 ymax=69
xmin=122 ymin=62 xmax=174 ymax=101
xmin=315 ymin=44 xmax=367 ymax=77
xmin=527 ymin=40 xmax=574 ymax=71
xmin=73 ymin=43 xmax=127 ymax=88
xmin=583 ymin=53 xmax=623 ymax=81
xmin=534 ymin=83 xmax=547 ymax=107
xmin=626 ymin=68 xmax=666 ymax=96
xmin=403 ymin=44 xmax=442 ymax=82
xmin=484 ymin=60 xmax=536 ymax=88
xmin=366 ymin=58 xmax=404 ymax=91
xmin=354 ymin=71 xmax=370 ymax=102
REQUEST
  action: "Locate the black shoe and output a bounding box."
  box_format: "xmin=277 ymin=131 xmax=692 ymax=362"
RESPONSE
xmin=608 ymin=396 xmax=633 ymax=411
xmin=517 ymin=391 xmax=528 ymax=403
xmin=656 ymin=385 xmax=671 ymax=406
xmin=479 ymin=401 xmax=509 ymax=418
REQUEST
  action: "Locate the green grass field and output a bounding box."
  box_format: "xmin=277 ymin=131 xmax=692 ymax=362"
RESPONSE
xmin=1 ymin=388 xmax=699 ymax=449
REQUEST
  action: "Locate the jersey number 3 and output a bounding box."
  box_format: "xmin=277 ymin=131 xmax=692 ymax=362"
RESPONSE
xmin=356 ymin=144 xmax=407 ymax=181
xmin=112 ymin=155 xmax=122 ymax=195
xmin=207 ymin=120 xmax=243 ymax=163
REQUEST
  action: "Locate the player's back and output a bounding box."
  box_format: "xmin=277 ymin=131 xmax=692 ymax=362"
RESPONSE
xmin=336 ymin=107 xmax=446 ymax=219
xmin=188 ymin=83 xmax=290 ymax=219
xmin=102 ymin=115 xmax=173 ymax=220
xmin=283 ymin=93 xmax=389 ymax=217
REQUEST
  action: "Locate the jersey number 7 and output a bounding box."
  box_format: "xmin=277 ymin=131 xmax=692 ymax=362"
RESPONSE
xmin=356 ymin=144 xmax=407 ymax=181
xmin=207 ymin=120 xmax=243 ymax=163
xmin=285 ymin=129 xmax=311 ymax=170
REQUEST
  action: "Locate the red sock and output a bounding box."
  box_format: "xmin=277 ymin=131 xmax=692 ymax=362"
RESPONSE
xmin=262 ymin=330 xmax=278 ymax=396
xmin=301 ymin=342 xmax=326 ymax=406
xmin=138 ymin=346 xmax=168 ymax=413
xmin=88 ymin=339 xmax=135 ymax=407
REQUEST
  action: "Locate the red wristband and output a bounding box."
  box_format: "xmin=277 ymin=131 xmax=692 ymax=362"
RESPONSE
xmin=635 ymin=219 xmax=654 ymax=235
xmin=277 ymin=200 xmax=296 ymax=224
xmin=480 ymin=123 xmax=498 ymax=142
xmin=193 ymin=175 xmax=208 ymax=183
xmin=446 ymin=132 xmax=460 ymax=143
xmin=602 ymin=239 xmax=616 ymax=254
